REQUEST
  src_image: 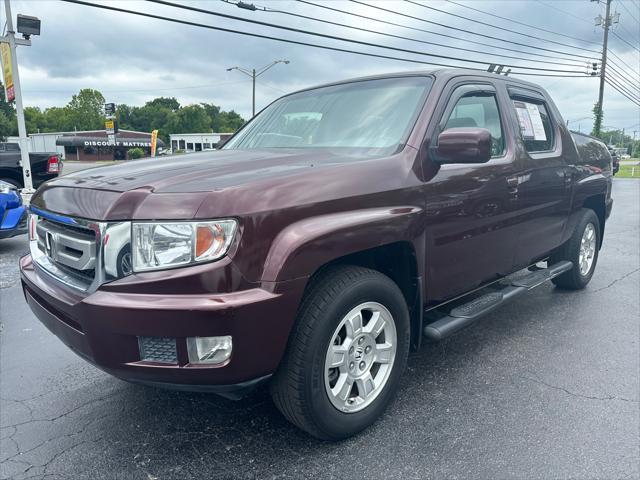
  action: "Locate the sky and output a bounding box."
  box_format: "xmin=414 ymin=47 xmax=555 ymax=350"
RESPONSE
xmin=4 ymin=0 xmax=640 ymax=134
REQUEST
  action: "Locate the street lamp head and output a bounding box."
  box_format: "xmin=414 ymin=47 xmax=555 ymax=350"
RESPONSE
xmin=283 ymin=60 xmax=290 ymax=65
xmin=226 ymin=67 xmax=235 ymax=72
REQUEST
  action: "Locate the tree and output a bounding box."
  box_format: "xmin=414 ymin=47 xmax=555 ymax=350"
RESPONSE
xmin=15 ymin=87 xmax=246 ymax=140
xmin=66 ymin=88 xmax=106 ymax=131
xmin=146 ymin=97 xmax=180 ymax=111
xmin=591 ymin=102 xmax=603 ymax=138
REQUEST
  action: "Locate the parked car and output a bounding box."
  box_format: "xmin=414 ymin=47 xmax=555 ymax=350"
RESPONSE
xmin=0 ymin=142 xmax=62 ymax=188
xmin=20 ymin=69 xmax=613 ymax=440
xmin=0 ymin=180 xmax=27 ymax=239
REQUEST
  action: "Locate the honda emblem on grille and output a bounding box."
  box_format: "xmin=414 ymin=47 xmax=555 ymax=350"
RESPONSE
xmin=45 ymin=231 xmax=56 ymax=259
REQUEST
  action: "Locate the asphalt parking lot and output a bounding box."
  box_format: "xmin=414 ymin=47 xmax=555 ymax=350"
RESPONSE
xmin=1 ymin=179 xmax=638 ymax=480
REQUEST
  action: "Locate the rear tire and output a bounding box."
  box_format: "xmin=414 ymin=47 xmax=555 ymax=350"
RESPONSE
xmin=551 ymin=208 xmax=600 ymax=290
xmin=270 ymin=265 xmax=410 ymax=440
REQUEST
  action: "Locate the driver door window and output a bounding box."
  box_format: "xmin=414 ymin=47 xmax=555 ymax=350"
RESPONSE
xmin=443 ymin=93 xmax=504 ymax=157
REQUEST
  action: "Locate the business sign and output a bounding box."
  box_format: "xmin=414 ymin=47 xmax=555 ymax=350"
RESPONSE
xmin=1 ymin=44 xmax=15 ymax=102
xmin=105 ymin=119 xmax=115 ymax=134
xmin=83 ymin=140 xmax=152 ymax=147
xmin=104 ymin=103 xmax=116 ymax=117
xmin=150 ymin=129 xmax=158 ymax=157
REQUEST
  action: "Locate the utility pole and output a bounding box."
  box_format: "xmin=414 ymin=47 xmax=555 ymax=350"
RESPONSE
xmin=1 ymin=0 xmax=35 ymax=193
xmin=593 ymin=0 xmax=616 ymax=137
xmin=227 ymin=60 xmax=290 ymax=117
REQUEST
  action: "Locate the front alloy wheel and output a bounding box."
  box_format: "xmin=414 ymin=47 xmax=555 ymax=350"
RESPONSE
xmin=325 ymin=302 xmax=397 ymax=413
xmin=271 ymin=265 xmax=410 ymax=440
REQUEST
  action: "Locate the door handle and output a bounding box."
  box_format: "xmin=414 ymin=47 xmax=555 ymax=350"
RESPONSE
xmin=506 ymin=176 xmax=519 ymax=188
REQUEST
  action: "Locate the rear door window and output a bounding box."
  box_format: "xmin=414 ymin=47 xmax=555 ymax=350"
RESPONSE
xmin=511 ymin=98 xmax=554 ymax=152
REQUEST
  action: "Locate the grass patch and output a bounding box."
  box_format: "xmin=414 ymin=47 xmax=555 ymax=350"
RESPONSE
xmin=616 ymin=164 xmax=640 ymax=178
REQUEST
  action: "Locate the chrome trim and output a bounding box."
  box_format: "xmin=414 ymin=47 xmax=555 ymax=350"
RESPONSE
xmin=29 ymin=210 xmax=132 ymax=293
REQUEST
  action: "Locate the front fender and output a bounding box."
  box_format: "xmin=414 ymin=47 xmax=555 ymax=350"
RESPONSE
xmin=262 ymin=206 xmax=424 ymax=282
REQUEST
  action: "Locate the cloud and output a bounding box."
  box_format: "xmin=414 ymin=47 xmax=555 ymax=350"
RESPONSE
xmin=8 ymin=0 xmax=639 ymax=129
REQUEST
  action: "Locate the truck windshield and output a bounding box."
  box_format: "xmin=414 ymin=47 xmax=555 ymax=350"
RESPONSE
xmin=224 ymin=76 xmax=432 ymax=155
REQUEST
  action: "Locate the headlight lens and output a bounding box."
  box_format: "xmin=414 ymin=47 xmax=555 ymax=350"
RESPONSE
xmin=132 ymin=220 xmax=237 ymax=272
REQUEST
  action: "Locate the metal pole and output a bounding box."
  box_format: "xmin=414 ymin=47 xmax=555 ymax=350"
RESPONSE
xmin=252 ymin=68 xmax=256 ymax=117
xmin=596 ymin=0 xmax=612 ymax=137
xmin=3 ymin=0 xmax=33 ymax=193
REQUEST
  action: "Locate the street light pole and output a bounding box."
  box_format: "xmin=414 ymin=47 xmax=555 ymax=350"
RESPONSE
xmin=252 ymin=68 xmax=256 ymax=118
xmin=227 ymin=59 xmax=289 ymax=117
xmin=2 ymin=0 xmax=33 ymax=193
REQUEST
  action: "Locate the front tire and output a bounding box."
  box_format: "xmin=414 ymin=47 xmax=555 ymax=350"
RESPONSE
xmin=270 ymin=265 xmax=410 ymax=440
xmin=551 ymin=208 xmax=600 ymax=289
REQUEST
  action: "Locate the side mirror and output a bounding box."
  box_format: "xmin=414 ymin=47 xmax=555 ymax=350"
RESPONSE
xmin=434 ymin=127 xmax=492 ymax=164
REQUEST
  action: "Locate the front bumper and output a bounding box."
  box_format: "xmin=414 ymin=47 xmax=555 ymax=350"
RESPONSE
xmin=0 ymin=207 xmax=27 ymax=239
xmin=20 ymin=255 xmax=306 ymax=398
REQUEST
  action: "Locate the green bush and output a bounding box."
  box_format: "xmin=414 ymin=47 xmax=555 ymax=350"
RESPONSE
xmin=127 ymin=147 xmax=145 ymax=159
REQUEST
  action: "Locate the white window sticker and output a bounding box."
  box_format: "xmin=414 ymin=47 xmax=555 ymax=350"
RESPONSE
xmin=513 ymin=100 xmax=547 ymax=142
xmin=513 ymin=101 xmax=534 ymax=139
xmin=525 ymin=102 xmax=547 ymax=141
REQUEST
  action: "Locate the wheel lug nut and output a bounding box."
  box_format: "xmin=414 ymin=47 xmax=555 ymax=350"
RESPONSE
xmin=358 ymin=337 xmax=365 ymax=345
xmin=349 ymin=362 xmax=355 ymax=370
xmin=365 ymin=346 xmax=371 ymax=354
xmin=359 ymin=361 xmax=366 ymax=370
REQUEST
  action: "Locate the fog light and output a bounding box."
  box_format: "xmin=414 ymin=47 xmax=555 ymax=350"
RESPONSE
xmin=187 ymin=336 xmax=232 ymax=364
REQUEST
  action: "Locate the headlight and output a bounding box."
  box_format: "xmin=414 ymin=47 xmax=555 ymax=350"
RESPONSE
xmin=132 ymin=220 xmax=237 ymax=272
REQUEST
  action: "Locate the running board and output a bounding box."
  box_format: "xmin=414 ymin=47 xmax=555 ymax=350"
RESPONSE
xmin=423 ymin=261 xmax=573 ymax=341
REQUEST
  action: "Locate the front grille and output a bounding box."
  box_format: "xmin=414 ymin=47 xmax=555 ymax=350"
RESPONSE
xmin=33 ymin=216 xmax=97 ymax=291
xmin=138 ymin=337 xmax=178 ymax=364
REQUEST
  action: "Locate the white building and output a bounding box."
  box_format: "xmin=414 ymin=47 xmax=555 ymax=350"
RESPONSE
xmin=7 ymin=132 xmax=66 ymax=159
xmin=169 ymin=133 xmax=232 ymax=153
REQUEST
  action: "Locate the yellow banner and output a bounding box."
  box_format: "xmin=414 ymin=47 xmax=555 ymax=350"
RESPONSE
xmin=1 ymin=44 xmax=14 ymax=102
xmin=150 ymin=130 xmax=158 ymax=157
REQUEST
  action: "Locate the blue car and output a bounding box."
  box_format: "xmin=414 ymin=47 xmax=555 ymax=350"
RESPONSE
xmin=0 ymin=180 xmax=27 ymax=239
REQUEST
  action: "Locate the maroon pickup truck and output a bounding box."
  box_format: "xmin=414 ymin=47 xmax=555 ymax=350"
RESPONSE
xmin=20 ymin=69 xmax=613 ymax=440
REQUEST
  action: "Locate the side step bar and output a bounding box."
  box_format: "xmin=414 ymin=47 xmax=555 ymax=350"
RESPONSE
xmin=423 ymin=261 xmax=573 ymax=341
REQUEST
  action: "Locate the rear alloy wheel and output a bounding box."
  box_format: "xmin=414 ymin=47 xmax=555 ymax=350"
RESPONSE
xmin=271 ymin=265 xmax=409 ymax=440
xmin=578 ymin=223 xmax=597 ymax=276
xmin=551 ymin=208 xmax=600 ymax=289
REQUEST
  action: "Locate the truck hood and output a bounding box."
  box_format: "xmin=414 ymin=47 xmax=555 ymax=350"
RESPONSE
xmin=31 ymin=148 xmax=413 ymax=221
xmin=47 ymin=149 xmax=354 ymax=193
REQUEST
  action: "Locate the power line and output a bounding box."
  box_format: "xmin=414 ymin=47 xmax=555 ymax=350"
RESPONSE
xmin=607 ymin=61 xmax=640 ymax=89
xmin=148 ymin=0 xmax=588 ymax=74
xmin=405 ymin=0 xmax=601 ymax=52
xmin=444 ymin=0 xmax=599 ymax=45
xmin=611 ymin=30 xmax=640 ymax=54
xmin=350 ymin=0 xmax=599 ymax=60
xmin=533 ymin=0 xmax=595 ymax=25
xmin=608 ymin=48 xmax=640 ymax=73
xmin=613 ymin=20 xmax=639 ymax=44
xmin=60 ymin=0 xmax=592 ymax=78
xmin=605 ymin=73 xmax=640 ymax=102
xmin=296 ymin=0 xmax=588 ymax=65
xmin=617 ymin=0 xmax=639 ymax=24
xmin=222 ymin=0 xmax=585 ymax=68
xmin=605 ymin=77 xmax=640 ymax=105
